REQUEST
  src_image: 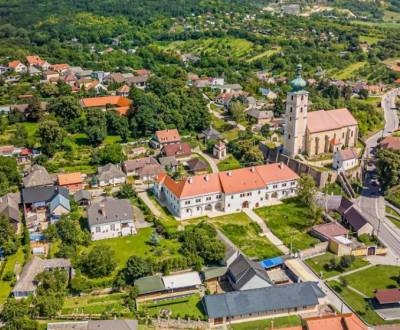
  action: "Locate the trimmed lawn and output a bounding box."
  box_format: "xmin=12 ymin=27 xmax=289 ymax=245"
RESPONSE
xmin=333 ymin=61 xmax=367 ymax=80
xmin=342 ymin=265 xmax=400 ymax=297
xmin=255 ymin=199 xmax=321 ymax=252
xmin=223 ymin=128 xmax=239 ymax=141
xmin=304 ymin=252 xmax=369 ymax=279
xmin=217 ymin=155 xmax=241 ymax=172
xmin=359 ymin=35 xmax=382 ymax=45
xmin=386 ymin=190 xmax=400 ymax=209
xmin=146 ymin=192 xmax=180 ymax=229
xmin=0 ymin=247 xmax=25 ymax=304
xmin=231 ymin=315 xmax=301 ymax=330
xmin=89 ymin=227 xmax=181 ymax=270
xmin=322 ymin=182 xmax=344 ymax=196
xmin=62 ymin=292 xmax=129 ymax=315
xmin=210 ymin=212 xmax=282 ymax=259
xmin=138 ymin=294 xmax=205 ymax=320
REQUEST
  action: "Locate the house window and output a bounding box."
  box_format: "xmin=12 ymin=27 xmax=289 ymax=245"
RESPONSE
xmin=342 ymin=132 xmax=345 ymax=139
xmin=217 ymin=194 xmax=221 ymax=199
xmin=228 ymin=204 xmax=231 ymax=207
xmin=273 ymin=184 xmax=278 ymax=189
xmin=185 ymin=201 xmax=191 ymax=205
xmin=289 ymin=117 xmax=292 ymax=122
xmin=288 ymin=134 xmax=291 ymax=139
xmin=291 ymin=181 xmax=296 ymax=185
xmin=290 ymin=107 xmax=293 ymax=113
xmin=195 ymin=199 xmax=201 ymax=203
xmin=206 ymin=197 xmax=211 ymax=201
xmin=282 ymin=183 xmax=287 ymax=187
xmin=96 ymin=227 xmax=100 ymax=233
xmin=231 ymin=196 xmax=234 ymax=199
xmin=110 ymin=224 xmax=115 ymax=231
xmin=300 ymin=107 xmax=303 ymax=113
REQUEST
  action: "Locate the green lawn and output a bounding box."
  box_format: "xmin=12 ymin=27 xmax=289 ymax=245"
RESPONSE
xmin=138 ymin=294 xmax=205 ymax=320
xmin=359 ymin=35 xmax=382 ymax=45
xmin=0 ymin=248 xmax=25 ymax=304
xmin=342 ymin=265 xmax=400 ymax=297
xmin=386 ymin=190 xmax=400 ymax=209
xmin=217 ymin=155 xmax=241 ymax=172
xmin=304 ymin=253 xmax=369 ymax=279
xmin=322 ymin=182 xmax=344 ymax=196
xmin=210 ymin=212 xmax=282 ymax=259
xmin=333 ymin=61 xmax=367 ymax=80
xmin=89 ymin=227 xmax=181 ymax=270
xmin=231 ymin=315 xmax=301 ymax=330
xmin=255 ymin=198 xmax=321 ymax=251
xmin=62 ymin=292 xmax=130 ymax=315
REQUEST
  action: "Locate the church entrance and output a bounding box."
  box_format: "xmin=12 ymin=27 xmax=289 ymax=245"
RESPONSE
xmin=242 ymin=201 xmax=249 ymax=209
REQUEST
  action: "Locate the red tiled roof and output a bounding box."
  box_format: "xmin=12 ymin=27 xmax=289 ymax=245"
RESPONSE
xmin=311 ymin=222 xmax=348 ymax=240
xmin=26 ymin=55 xmax=46 ymax=66
xmin=306 ymin=313 xmax=367 ymax=330
xmin=157 ymin=163 xmax=299 ymax=198
xmin=50 ymin=64 xmax=69 ymax=72
xmin=379 ymin=136 xmax=400 ymax=151
xmin=8 ymin=60 xmax=23 ymax=69
xmin=155 ymin=129 xmax=181 ymax=144
xmin=337 ymin=148 xmax=358 ymax=161
xmin=162 ymin=143 xmax=191 ymax=158
xmin=375 ymin=289 xmax=400 ymax=305
xmin=307 ymin=109 xmax=357 ymax=134
xmin=57 ymin=172 xmax=83 ymax=186
xmin=80 ymin=96 xmax=132 ymax=108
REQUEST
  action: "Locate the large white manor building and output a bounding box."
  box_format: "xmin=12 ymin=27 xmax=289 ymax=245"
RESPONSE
xmin=284 ymin=65 xmax=358 ymax=157
xmin=153 ymin=163 xmax=299 ymax=220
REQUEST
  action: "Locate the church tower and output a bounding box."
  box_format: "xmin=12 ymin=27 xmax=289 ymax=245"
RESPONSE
xmin=283 ymin=64 xmax=308 ymax=157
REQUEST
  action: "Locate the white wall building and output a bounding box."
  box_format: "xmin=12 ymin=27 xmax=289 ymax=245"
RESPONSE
xmin=153 ymin=163 xmax=299 ymax=220
xmin=88 ymin=198 xmax=136 ymax=240
xmin=333 ymin=149 xmax=358 ymax=172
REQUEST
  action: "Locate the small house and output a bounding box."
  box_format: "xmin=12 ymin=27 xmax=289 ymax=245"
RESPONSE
xmin=187 ymin=158 xmax=209 ymax=175
xmin=151 ymin=129 xmax=181 ymax=148
xmin=161 ymin=143 xmax=191 ymax=160
xmin=96 ymin=164 xmax=126 ymax=187
xmin=57 ymin=172 xmax=84 ymax=193
xmin=73 ymin=190 xmax=92 ymax=206
xmin=333 ymin=149 xmax=358 ymax=172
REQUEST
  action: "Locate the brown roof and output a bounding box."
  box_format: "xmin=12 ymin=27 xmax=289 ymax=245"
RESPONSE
xmin=375 ymin=289 xmax=400 ymax=305
xmin=187 ymin=158 xmax=209 ymax=172
xmin=8 ymin=60 xmax=23 ymax=69
xmin=307 ymin=109 xmax=357 ymax=134
xmin=379 ymin=136 xmax=400 ymax=151
xmin=343 ymin=207 xmax=369 ymax=231
xmin=162 ymin=143 xmax=191 ymax=158
xmin=123 ymin=157 xmax=158 ymax=172
xmin=57 ymin=172 xmax=83 ymax=186
xmin=305 ymin=313 xmax=367 ymax=330
xmin=155 ymin=129 xmax=181 ymax=144
xmin=311 ymin=222 xmax=348 ymax=240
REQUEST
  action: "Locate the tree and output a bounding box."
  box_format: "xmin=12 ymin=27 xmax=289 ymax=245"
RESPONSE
xmin=85 ymin=109 xmax=107 ymax=145
xmin=117 ymin=183 xmax=136 ymax=199
xmin=260 ymin=123 xmax=272 ymax=138
xmin=48 ymin=96 xmax=81 ymax=126
xmin=70 ymin=271 xmax=89 ymax=294
xmin=0 ymin=215 xmax=19 ymax=256
xmin=78 ymin=246 xmax=117 ymax=278
xmin=0 ymin=156 xmax=20 ymax=186
xmin=92 ymin=144 xmax=126 ymax=165
xmin=25 ymin=96 xmax=43 ymax=122
xmin=359 ymin=88 xmax=369 ymax=100
xmin=376 ymin=148 xmax=400 ymax=190
xmin=297 ymin=174 xmax=317 ymax=206
xmin=0 ymin=116 xmax=8 ymax=134
xmin=37 ymin=120 xmax=66 ymax=156
xmin=106 ymin=111 xmax=130 ymax=142
xmin=0 ymin=298 xmax=40 ymax=329
xmin=40 ymin=82 xmax=59 ymax=97
xmin=149 ymin=231 xmax=160 ymax=246
xmin=123 ymin=256 xmax=152 ymax=284
xmin=0 ymin=172 xmax=9 ymax=196
xmin=14 ymin=123 xmax=28 ymax=146
xmin=228 ymin=100 xmax=245 ymax=123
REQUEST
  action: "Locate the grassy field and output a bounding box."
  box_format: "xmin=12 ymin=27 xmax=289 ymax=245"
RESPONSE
xmin=384 ymin=10 xmax=400 ymax=22
xmin=231 ymin=315 xmax=302 ymax=330
xmin=0 ymin=248 xmax=25 ymax=304
xmin=138 ymin=294 xmax=205 ymax=320
xmin=255 ymin=198 xmax=321 ymax=251
xmin=333 ymin=61 xmax=367 ymax=80
xmin=62 ymin=292 xmax=129 ymax=315
xmin=246 ymin=47 xmax=281 ymax=62
xmin=359 ymin=35 xmax=382 ymax=45
xmin=386 ymin=190 xmax=400 ymax=209
xmin=210 ymin=212 xmax=283 ymax=259
xmin=217 ymin=155 xmax=241 ymax=172
xmin=89 ymin=228 xmax=181 ymax=270
xmin=304 ymin=252 xmax=369 ymax=279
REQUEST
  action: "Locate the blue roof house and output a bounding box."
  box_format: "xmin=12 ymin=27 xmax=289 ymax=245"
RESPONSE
xmin=49 ymin=194 xmax=70 ymax=222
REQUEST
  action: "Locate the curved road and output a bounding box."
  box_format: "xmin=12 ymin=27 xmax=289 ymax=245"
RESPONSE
xmin=358 ymin=88 xmax=400 ymax=258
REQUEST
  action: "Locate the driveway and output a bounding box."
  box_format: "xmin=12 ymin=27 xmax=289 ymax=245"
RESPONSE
xmin=194 ymin=147 xmax=219 ymax=173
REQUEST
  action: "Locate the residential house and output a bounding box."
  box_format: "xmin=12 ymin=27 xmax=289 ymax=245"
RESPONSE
xmin=137 ymin=164 xmax=163 ymax=181
xmin=12 ymin=257 xmax=72 ymax=298
xmin=161 ymin=143 xmax=192 ymax=160
xmin=87 ymin=198 xmax=136 ymax=240
xmin=259 ymin=88 xmax=277 ymax=100
xmin=227 ymin=254 xmax=272 ymax=291
xmin=333 ymin=149 xmax=358 ymax=172
xmin=375 ymin=289 xmax=400 ymax=308
xmin=247 ymin=109 xmax=274 ymax=125
xmin=116 ymin=84 xmax=130 ymax=97
xmin=304 ymin=313 xmax=367 ymax=330
xmin=23 ymin=165 xmax=53 ymax=188
xmin=26 ymin=55 xmax=50 ymax=71
xmin=215 ymin=91 xmax=248 ymax=108
xmin=122 ymin=157 xmax=159 ymax=177
xmin=187 ymin=158 xmax=209 ymax=175
xmin=42 ymin=70 xmax=60 ymax=82
xmin=158 ymin=156 xmax=178 ymax=172
xmin=0 ymin=65 xmax=9 ymax=75
xmin=8 ymin=60 xmax=27 ymax=73
xmin=73 ymin=190 xmax=92 ymax=206
xmin=0 ymin=145 xmax=16 ymax=157
xmin=22 ymin=186 xmax=70 ymax=229
xmin=214 ymin=83 xmax=243 ymax=93
xmin=28 ymin=66 xmax=41 ymax=76
xmin=0 ymin=192 xmax=20 ymax=230
xmin=202 ymin=282 xmax=325 ymax=326
xmin=57 ymin=172 xmax=84 ymax=193
xmin=96 ymin=164 xmax=126 ymax=187
xmin=151 ymin=129 xmax=181 ymax=148
xmin=379 ymin=136 xmax=400 ymax=151
xmin=310 ymin=222 xmax=348 ymax=242
xmin=153 ymin=163 xmax=299 ymax=220
xmin=49 ymin=64 xmax=70 ymax=74
xmin=127 ymin=147 xmax=146 ymax=158
xmin=199 ymin=126 xmax=222 ymax=143
xmin=80 ymin=96 xmax=132 ymax=116
xmin=342 ymin=206 xmax=374 ymax=236
xmin=213 ymin=141 xmax=227 ymax=160
xmin=47 ymin=320 xmax=138 ymax=330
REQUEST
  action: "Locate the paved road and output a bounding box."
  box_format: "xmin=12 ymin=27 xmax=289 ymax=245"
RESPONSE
xmin=358 ymin=88 xmax=400 ymax=258
xmin=194 ymin=147 xmax=219 ymax=173
xmin=137 ymin=191 xmax=162 ymax=218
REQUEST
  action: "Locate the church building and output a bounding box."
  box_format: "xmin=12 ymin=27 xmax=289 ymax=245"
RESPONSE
xmin=284 ymin=65 xmax=358 ymax=157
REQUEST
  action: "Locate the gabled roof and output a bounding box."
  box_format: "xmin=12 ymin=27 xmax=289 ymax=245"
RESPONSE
xmin=80 ymin=96 xmax=131 ymax=108
xmin=22 ymin=186 xmax=68 ymax=204
xmin=305 ymin=313 xmax=367 ymax=330
xmin=228 ymin=254 xmax=272 ymax=289
xmin=337 ymin=197 xmax=353 ymax=215
xmin=137 ymin=164 xmax=163 ymax=178
xmin=0 ymin=192 xmax=20 ymax=223
xmin=73 ymin=189 xmax=91 ymax=202
xmin=343 ymin=207 xmax=369 ymax=231
xmin=97 ymin=164 xmax=126 ymax=182
xmin=162 ymin=143 xmax=191 ymax=157
xmin=203 ymin=282 xmax=323 ymax=319
xmin=123 ymin=157 xmax=158 ymax=172
xmin=375 ymin=288 xmax=400 ymax=305
xmin=162 ymin=271 xmax=202 ymax=289
xmin=135 ymin=275 xmax=165 ymax=294
xmin=307 ymin=109 xmax=357 ymax=134
xmin=57 ymin=172 xmax=83 ymax=186
xmin=187 ymin=158 xmax=208 ymax=172
xmin=379 ymin=136 xmax=400 ymax=151
xmin=23 ymin=165 xmax=53 ymax=188
xmin=155 ymin=129 xmax=181 ymax=144
xmin=8 ymin=60 xmax=25 ymax=69
xmin=311 ymin=222 xmax=348 ymax=240
xmin=337 ymin=148 xmax=358 ymax=161
xmin=49 ymin=194 xmax=71 ymax=213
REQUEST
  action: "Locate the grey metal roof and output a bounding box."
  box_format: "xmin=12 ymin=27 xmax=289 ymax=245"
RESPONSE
xmin=73 ymin=189 xmax=92 ymax=202
xmin=0 ymin=192 xmax=20 ymax=222
xmin=203 ymin=282 xmax=323 ymax=319
xmin=87 ymin=198 xmax=133 ymax=226
xmin=123 ymin=157 xmax=158 ymax=172
xmin=97 ymin=163 xmax=126 ymax=181
xmin=228 ymin=254 xmax=272 ymax=289
xmin=22 ymin=186 xmax=69 ymax=204
xmin=158 ymin=156 xmax=178 ymax=168
xmin=343 ymin=206 xmax=368 ymax=231
xmin=135 ymin=275 xmax=165 ymax=294
xmin=23 ymin=165 xmax=53 ymax=187
xmin=47 ymin=320 xmax=138 ymax=330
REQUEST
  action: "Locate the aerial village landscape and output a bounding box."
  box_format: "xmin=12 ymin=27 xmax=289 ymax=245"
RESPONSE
xmin=1 ymin=1 xmax=400 ymax=329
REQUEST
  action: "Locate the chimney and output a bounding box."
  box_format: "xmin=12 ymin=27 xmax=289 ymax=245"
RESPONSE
xmin=204 ymin=175 xmax=209 ymax=182
xmin=279 ymin=162 xmax=283 ymax=169
xmin=227 ymin=171 xmax=232 ymax=176
xmin=250 ymin=167 xmax=255 ymax=172
xmin=98 ymin=203 xmax=105 ymax=216
xmin=188 ymin=177 xmax=193 ymax=184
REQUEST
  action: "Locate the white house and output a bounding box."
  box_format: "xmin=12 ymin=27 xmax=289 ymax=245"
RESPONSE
xmin=8 ymin=60 xmax=27 ymax=74
xmin=333 ymin=149 xmax=358 ymax=172
xmin=153 ymin=163 xmax=299 ymax=220
xmin=87 ymin=198 xmax=136 ymax=241
xmin=96 ymin=164 xmax=126 ymax=187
